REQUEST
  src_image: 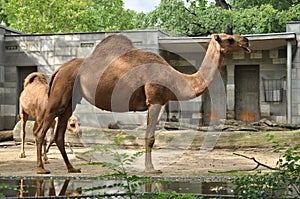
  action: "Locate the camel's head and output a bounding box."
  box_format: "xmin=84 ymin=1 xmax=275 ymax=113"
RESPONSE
xmin=212 ymin=34 xmax=251 ymax=55
xmin=67 ymin=116 xmax=82 ymax=138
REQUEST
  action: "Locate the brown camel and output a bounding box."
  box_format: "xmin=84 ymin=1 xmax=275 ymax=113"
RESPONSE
xmin=34 ymin=34 xmax=250 ymax=174
xmin=18 ymin=72 xmax=82 ymax=162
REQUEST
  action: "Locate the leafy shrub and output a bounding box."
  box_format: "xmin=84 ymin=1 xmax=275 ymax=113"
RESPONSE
xmin=233 ymin=135 xmax=300 ymax=198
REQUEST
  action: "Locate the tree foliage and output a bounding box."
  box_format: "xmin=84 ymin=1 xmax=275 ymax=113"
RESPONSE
xmin=1 ymin=0 xmax=138 ymax=33
xmin=143 ymin=0 xmax=300 ymax=36
xmin=229 ymin=0 xmax=300 ymax=11
xmin=0 ymin=0 xmax=299 ymax=35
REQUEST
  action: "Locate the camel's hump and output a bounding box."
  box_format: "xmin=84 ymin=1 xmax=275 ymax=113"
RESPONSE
xmin=24 ymin=72 xmax=47 ymax=88
xmin=92 ymin=34 xmax=135 ymax=57
xmin=82 ymin=34 xmax=136 ymax=72
xmin=98 ymin=34 xmax=133 ymax=47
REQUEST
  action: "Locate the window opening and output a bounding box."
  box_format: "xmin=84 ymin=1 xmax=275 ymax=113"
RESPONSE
xmin=262 ymin=76 xmax=285 ymax=102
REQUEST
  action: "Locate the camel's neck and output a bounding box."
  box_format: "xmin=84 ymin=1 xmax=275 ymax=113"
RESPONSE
xmin=196 ymin=39 xmax=224 ymax=94
xmin=173 ymin=39 xmax=224 ymax=101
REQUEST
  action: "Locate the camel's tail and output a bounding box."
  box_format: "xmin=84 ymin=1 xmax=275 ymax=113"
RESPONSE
xmin=48 ymin=69 xmax=59 ymax=96
xmin=23 ymin=72 xmax=48 ymax=88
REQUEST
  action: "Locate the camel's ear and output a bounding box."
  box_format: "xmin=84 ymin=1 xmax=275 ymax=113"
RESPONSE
xmin=213 ymin=34 xmax=221 ymax=42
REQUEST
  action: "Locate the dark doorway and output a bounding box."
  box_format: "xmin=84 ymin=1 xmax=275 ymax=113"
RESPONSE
xmin=235 ymin=65 xmax=260 ymax=122
xmin=16 ymin=66 xmax=38 ymax=119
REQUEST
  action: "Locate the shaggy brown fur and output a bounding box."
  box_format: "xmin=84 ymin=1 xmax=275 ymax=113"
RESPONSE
xmin=18 ymin=72 xmax=82 ymax=163
xmin=33 ymin=34 xmax=250 ymax=174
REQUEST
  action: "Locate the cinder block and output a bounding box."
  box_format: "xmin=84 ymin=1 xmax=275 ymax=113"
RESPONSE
xmin=54 ymin=47 xmax=74 ymax=56
xmin=3 ymin=116 xmax=16 ymax=129
xmin=292 ymin=50 xmax=300 ymax=63
xmin=273 ymin=58 xmax=287 ymax=65
xmin=41 ymin=40 xmax=54 ymax=51
xmin=292 ymin=90 xmax=300 ymax=103
xmin=260 ymin=104 xmax=270 ymax=116
xmin=292 ymin=80 xmax=300 ymax=89
xmin=250 ymin=51 xmax=262 ymax=59
xmin=269 ymin=50 xmax=278 ymax=58
xmin=232 ymin=52 xmax=245 ymax=59
xmin=292 ymin=116 xmax=300 ymax=124
xmin=0 ymin=105 xmax=16 ymax=116
xmin=286 ymin=22 xmax=300 ymax=33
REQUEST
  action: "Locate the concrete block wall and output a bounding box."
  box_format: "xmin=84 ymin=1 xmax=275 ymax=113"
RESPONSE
xmin=287 ymin=22 xmax=300 ymax=123
xmin=0 ymin=26 xmax=22 ymax=129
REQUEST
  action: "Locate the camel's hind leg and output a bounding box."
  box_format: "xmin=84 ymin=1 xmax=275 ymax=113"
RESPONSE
xmin=33 ymin=121 xmax=49 ymax=164
xmin=45 ymin=119 xmax=58 ymax=153
xmin=35 ymin=116 xmax=55 ymax=174
xmin=55 ymin=105 xmax=81 ymax=173
xmin=19 ymin=112 xmax=28 ymax=158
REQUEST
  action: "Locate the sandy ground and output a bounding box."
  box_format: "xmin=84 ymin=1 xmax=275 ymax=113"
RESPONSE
xmin=0 ymin=140 xmax=280 ymax=178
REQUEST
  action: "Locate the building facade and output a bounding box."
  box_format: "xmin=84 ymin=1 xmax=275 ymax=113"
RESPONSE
xmin=0 ymin=22 xmax=299 ymax=130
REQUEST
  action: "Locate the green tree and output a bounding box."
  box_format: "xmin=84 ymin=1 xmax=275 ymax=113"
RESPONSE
xmin=142 ymin=0 xmax=209 ymax=36
xmin=1 ymin=0 xmax=300 ymax=36
xmin=146 ymin=0 xmax=194 ymax=36
xmin=2 ymin=0 xmax=138 ymax=33
xmin=229 ymin=0 xmax=300 ymax=11
xmin=0 ymin=0 xmax=7 ymax=26
xmin=144 ymin=0 xmax=300 ymax=36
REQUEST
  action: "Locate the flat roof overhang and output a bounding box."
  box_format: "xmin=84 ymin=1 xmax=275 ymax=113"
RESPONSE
xmin=159 ymin=32 xmax=297 ymax=53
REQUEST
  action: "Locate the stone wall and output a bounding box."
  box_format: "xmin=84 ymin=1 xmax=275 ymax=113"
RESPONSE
xmin=287 ymin=22 xmax=300 ymax=123
xmin=0 ymin=29 xmax=5 ymax=129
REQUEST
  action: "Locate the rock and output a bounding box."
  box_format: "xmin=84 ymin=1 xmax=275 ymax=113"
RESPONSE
xmin=0 ymin=131 xmax=13 ymax=142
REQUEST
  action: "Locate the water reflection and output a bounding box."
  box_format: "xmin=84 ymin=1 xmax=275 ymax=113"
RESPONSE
xmin=143 ymin=181 xmax=233 ymax=196
xmin=0 ymin=177 xmax=234 ymax=198
xmin=1 ymin=178 xmax=82 ymax=197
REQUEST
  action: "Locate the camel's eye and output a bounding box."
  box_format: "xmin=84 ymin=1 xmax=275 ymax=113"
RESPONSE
xmin=70 ymin=123 xmax=76 ymax=128
xmin=228 ymin=38 xmax=235 ymax=44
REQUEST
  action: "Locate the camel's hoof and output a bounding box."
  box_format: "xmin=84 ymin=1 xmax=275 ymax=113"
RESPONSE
xmin=68 ymin=168 xmax=81 ymax=173
xmin=44 ymin=160 xmax=50 ymax=164
xmin=145 ymin=169 xmax=162 ymax=174
xmin=19 ymin=153 xmax=26 ymax=158
xmin=37 ymin=168 xmax=51 ymax=174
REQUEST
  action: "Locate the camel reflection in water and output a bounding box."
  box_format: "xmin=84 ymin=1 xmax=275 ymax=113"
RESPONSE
xmin=17 ymin=178 xmax=82 ymax=197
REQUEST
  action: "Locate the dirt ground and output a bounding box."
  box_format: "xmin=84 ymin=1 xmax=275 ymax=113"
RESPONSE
xmin=0 ymin=138 xmax=281 ymax=178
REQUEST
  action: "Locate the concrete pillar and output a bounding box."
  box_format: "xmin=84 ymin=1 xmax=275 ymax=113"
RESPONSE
xmin=287 ymin=40 xmax=292 ymax=123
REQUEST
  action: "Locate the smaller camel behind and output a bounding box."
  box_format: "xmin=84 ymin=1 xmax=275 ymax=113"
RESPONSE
xmin=18 ymin=72 xmax=82 ymax=162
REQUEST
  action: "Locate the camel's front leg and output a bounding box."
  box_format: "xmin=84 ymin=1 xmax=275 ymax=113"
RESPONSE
xmin=19 ymin=113 xmax=28 ymax=158
xmin=145 ymin=104 xmax=162 ymax=173
xmin=55 ymin=105 xmax=81 ymax=173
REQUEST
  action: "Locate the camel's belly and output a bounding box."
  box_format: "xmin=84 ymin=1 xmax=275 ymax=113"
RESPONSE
xmin=84 ymin=85 xmax=148 ymax=112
